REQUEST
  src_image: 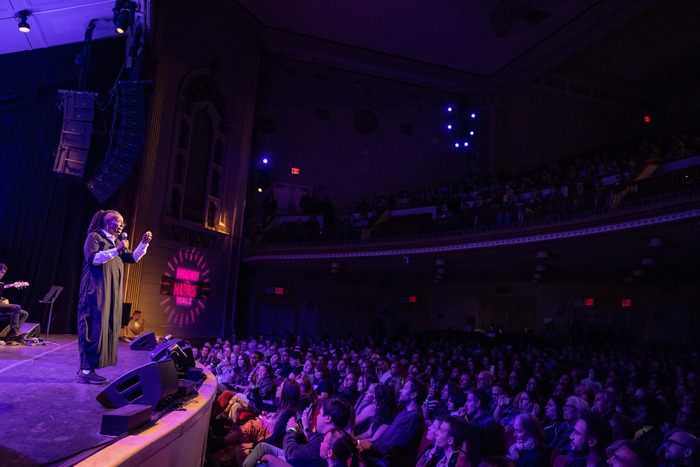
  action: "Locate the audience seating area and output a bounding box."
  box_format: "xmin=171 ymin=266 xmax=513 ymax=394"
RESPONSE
xmin=251 ymin=133 xmax=700 ymax=249
xmin=198 ymin=327 xmax=700 ymax=466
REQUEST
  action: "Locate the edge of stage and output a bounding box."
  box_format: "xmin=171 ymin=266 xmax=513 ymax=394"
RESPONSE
xmin=0 ymin=335 xmax=216 ymax=467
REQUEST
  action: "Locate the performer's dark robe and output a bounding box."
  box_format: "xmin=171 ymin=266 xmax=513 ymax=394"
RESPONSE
xmin=77 ymin=230 xmax=136 ymax=369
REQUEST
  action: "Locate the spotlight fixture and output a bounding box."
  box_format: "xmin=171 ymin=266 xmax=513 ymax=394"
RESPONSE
xmin=16 ymin=10 xmax=31 ymax=33
xmin=113 ymin=0 xmax=136 ymax=34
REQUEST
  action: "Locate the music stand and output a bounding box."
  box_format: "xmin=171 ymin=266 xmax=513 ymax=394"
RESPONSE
xmin=40 ymin=286 xmax=63 ymax=342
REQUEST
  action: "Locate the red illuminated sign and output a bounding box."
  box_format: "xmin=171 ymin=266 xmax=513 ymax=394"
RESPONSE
xmin=584 ymin=298 xmax=594 ymax=306
xmin=621 ymin=299 xmax=632 ymax=307
xmin=291 ymin=167 xmax=300 ymax=175
xmin=408 ymin=296 xmax=416 ymax=303
xmin=275 ymin=287 xmax=284 ymax=295
xmin=160 ymin=249 xmax=211 ymax=326
xmin=644 ymin=116 xmax=651 ymax=123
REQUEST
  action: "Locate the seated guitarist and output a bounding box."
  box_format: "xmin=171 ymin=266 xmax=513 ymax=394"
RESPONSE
xmin=0 ymin=263 xmax=30 ymax=340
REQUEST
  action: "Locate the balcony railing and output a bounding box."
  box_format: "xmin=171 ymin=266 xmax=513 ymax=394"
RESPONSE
xmin=246 ymin=166 xmax=700 ymax=252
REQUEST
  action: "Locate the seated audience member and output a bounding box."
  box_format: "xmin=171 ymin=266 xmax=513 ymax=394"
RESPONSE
xmin=459 ymin=372 xmax=474 ymax=395
xmin=288 ymin=351 xmax=304 ymax=377
xmin=359 ymin=377 xmax=427 ymax=463
xmin=567 ymin=413 xmax=613 ymax=467
xmin=269 ymin=350 xmax=281 ymax=375
xmin=632 ymin=396 xmax=666 ymax=453
xmin=592 ymin=389 xmax=617 ymax=420
xmin=276 ymin=349 xmax=293 ymax=379
xmin=313 ymin=363 xmax=334 ymax=400
xmin=467 ymin=389 xmax=500 ymax=431
xmin=609 ymin=413 xmax=637 ymax=443
xmin=126 ymin=310 xmax=146 ymax=339
xmin=353 ymin=373 xmax=377 ymax=418
xmin=319 ymin=428 xmax=363 ymax=467
xmin=425 ymin=380 xmax=461 ymax=420
xmin=676 ymin=404 xmax=700 ymax=436
xmin=335 ymin=359 xmax=349 ymax=388
xmin=495 ymin=390 xmax=531 ymax=430
xmin=417 ymin=418 xmax=445 ymax=467
xmin=354 ymin=382 xmax=378 ymax=436
xmin=434 ymin=416 xmax=469 ymax=467
xmin=606 ymin=439 xmax=657 ymax=467
xmin=448 ymin=393 xmax=467 ymax=417
xmin=197 ymin=345 xmax=210 ymax=365
xmin=543 ymin=396 xmax=567 ymax=445
xmin=211 ymin=379 xmax=301 ymax=466
xmin=551 ymin=396 xmax=590 ymax=454
xmin=477 ymin=371 xmax=495 ymax=391
xmin=230 ymin=353 xmax=252 ymax=389
xmin=215 ymin=354 xmax=238 ymax=391
xmin=336 ymin=371 xmax=360 ymax=405
xmin=242 ymin=397 xmax=352 ymax=467
xmin=355 ymin=383 xmax=396 ymax=444
xmin=377 ymin=357 xmax=392 ymax=383
xmin=663 ymin=430 xmax=700 ymax=467
xmin=224 ymin=362 xmax=275 ymax=423
xmin=507 ymin=413 xmax=549 ymax=467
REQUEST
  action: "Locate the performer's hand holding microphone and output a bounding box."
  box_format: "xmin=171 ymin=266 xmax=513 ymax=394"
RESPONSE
xmin=117 ymin=232 xmax=129 ymax=252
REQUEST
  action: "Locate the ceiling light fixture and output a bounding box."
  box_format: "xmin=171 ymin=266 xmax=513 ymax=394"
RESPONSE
xmin=16 ymin=10 xmax=31 ymax=33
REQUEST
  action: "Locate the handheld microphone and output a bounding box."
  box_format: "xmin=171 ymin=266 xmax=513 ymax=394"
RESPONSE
xmin=121 ymin=232 xmax=128 ymax=241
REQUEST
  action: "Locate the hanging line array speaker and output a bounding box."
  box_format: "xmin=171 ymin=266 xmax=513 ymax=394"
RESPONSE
xmin=87 ymin=80 xmax=147 ymax=203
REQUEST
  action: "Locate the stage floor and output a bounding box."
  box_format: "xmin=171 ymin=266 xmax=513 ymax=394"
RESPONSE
xmin=0 ymin=335 xmax=176 ymax=466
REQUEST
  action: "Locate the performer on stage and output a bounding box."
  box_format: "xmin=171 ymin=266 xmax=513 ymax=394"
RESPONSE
xmin=76 ymin=210 xmax=152 ymax=384
xmin=0 ymin=263 xmax=30 ymax=340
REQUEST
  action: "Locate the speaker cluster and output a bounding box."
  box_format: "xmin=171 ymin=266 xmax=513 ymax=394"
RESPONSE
xmin=97 ymin=333 xmax=202 ymax=436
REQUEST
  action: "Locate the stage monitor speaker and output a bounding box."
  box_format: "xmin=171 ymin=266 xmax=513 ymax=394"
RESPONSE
xmin=100 ymin=404 xmax=152 ymax=436
xmin=149 ymin=338 xmax=186 ymax=361
xmin=149 ymin=338 xmax=196 ymax=376
xmin=96 ymin=359 xmax=178 ymax=409
xmin=129 ymin=331 xmax=157 ymax=351
xmin=53 ymin=90 xmax=97 ymax=178
xmin=19 ymin=322 xmax=40 ymax=338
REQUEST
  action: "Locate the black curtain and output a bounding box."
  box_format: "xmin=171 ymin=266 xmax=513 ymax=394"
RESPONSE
xmin=0 ymin=38 xmax=129 ymax=334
